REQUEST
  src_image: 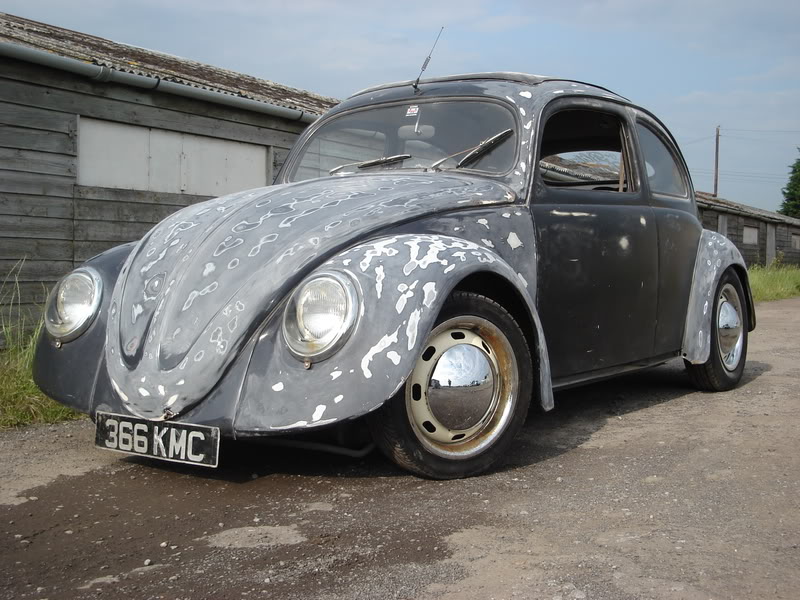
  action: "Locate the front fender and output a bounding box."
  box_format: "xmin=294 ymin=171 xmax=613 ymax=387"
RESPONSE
xmin=233 ymin=234 xmax=554 ymax=435
xmin=32 ymin=243 xmax=135 ymax=413
xmin=682 ymin=229 xmax=756 ymax=364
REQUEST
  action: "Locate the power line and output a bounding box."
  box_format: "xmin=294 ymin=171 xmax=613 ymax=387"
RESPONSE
xmin=720 ymin=134 xmax=795 ymax=144
xmin=679 ymin=134 xmax=716 ymax=145
xmin=723 ymin=128 xmax=800 ymax=134
xmin=691 ymin=167 xmax=789 ymax=177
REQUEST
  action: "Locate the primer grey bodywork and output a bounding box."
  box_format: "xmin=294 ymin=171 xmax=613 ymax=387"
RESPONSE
xmin=682 ymin=230 xmax=754 ymax=364
xmin=100 ymin=174 xmax=552 ymax=431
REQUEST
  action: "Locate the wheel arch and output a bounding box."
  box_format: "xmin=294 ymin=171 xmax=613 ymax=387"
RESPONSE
xmin=729 ymin=263 xmax=756 ymax=331
xmin=682 ymin=229 xmax=756 ymax=364
xmin=234 ymin=234 xmax=555 ymax=435
xmin=453 ymin=270 xmax=554 ymax=412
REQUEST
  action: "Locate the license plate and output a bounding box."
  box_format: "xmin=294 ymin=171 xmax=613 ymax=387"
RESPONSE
xmin=95 ymin=411 xmax=220 ymax=468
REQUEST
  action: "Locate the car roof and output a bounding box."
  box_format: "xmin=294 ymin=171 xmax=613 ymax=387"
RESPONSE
xmin=349 ymin=72 xmax=628 ymax=102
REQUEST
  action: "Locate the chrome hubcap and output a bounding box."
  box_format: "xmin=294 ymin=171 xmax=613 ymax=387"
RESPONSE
xmin=406 ymin=316 xmax=517 ymax=460
xmin=717 ymin=283 xmax=744 ymax=371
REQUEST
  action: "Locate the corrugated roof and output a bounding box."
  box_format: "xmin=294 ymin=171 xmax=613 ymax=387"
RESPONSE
xmin=697 ymin=191 xmax=800 ymax=227
xmin=0 ymin=12 xmax=338 ymax=116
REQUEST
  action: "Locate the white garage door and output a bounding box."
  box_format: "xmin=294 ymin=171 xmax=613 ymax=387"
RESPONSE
xmin=77 ymin=118 xmax=269 ymax=196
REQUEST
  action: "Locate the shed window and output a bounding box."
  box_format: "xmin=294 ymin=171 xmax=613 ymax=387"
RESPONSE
xmin=792 ymin=234 xmax=800 ymax=250
xmin=743 ymin=226 xmax=759 ymax=245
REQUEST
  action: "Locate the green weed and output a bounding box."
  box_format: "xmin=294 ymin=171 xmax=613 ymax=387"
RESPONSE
xmin=748 ymin=261 xmax=800 ymax=302
xmin=0 ymin=261 xmax=81 ymax=428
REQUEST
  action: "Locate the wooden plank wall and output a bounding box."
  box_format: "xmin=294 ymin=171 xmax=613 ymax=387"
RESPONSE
xmin=775 ymin=224 xmax=800 ymax=264
xmin=0 ymin=56 xmax=309 ymax=344
xmin=0 ymin=99 xmax=76 ymax=330
xmin=700 ymin=206 xmax=800 ymax=266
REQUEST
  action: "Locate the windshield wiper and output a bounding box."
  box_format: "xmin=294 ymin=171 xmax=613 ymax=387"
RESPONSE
xmin=329 ymin=154 xmax=412 ymax=175
xmin=429 ymin=128 xmax=514 ymax=172
xmin=456 ymin=128 xmax=514 ymax=169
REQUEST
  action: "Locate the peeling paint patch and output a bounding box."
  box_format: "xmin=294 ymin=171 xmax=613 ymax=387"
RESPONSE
xmin=507 ymin=232 xmax=523 ymax=249
xmin=334 ymin=394 xmax=343 ymax=403
xmin=395 ymin=284 xmax=416 ymax=314
xmin=422 ymin=281 xmax=437 ymax=307
xmin=477 ymin=218 xmax=490 ymax=230
xmin=386 ymin=351 xmax=401 ymax=365
xmin=330 ymin=370 xmax=342 ymax=380
xmin=407 ymin=309 xmax=422 ymax=351
xmin=271 ymin=382 xmax=284 ymax=392
xmin=481 ymin=238 xmax=495 ymax=248
xmin=312 ymin=405 xmax=326 ymax=422
xmin=375 ymin=265 xmax=385 ymax=299
xmin=361 ymin=327 xmax=400 ymax=378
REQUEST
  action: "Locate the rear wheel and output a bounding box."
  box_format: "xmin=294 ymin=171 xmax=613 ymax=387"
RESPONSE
xmin=685 ymin=268 xmax=748 ymax=391
xmin=368 ymin=291 xmax=532 ymax=479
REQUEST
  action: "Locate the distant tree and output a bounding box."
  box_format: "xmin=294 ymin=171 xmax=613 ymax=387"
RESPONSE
xmin=778 ymin=149 xmax=800 ymax=218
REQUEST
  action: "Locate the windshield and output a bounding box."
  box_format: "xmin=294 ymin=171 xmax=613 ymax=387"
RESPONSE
xmin=287 ymin=100 xmax=518 ymax=182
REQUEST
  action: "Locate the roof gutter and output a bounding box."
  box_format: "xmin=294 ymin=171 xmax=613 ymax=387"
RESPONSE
xmin=0 ymin=41 xmax=318 ymax=123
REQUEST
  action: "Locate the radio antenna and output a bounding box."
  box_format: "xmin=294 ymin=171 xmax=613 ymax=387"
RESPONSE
xmin=412 ymin=26 xmax=444 ymax=92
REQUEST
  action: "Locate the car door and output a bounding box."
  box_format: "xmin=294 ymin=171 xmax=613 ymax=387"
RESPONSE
xmin=633 ymin=115 xmax=703 ymax=355
xmin=531 ymin=99 xmax=658 ymax=381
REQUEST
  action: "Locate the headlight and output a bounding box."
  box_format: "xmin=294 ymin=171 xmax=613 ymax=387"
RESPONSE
xmin=282 ymin=271 xmax=359 ymax=361
xmin=44 ymin=267 xmax=103 ymax=342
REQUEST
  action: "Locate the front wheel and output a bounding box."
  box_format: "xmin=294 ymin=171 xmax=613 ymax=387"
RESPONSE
xmin=368 ymin=291 xmax=533 ymax=479
xmin=685 ymin=268 xmax=748 ymax=391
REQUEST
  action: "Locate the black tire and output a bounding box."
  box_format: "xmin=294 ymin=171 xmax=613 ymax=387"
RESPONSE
xmin=367 ymin=291 xmax=533 ymax=479
xmin=685 ymin=268 xmax=748 ymax=391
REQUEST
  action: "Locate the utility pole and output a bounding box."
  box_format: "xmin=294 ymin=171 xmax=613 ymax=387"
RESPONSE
xmin=713 ymin=125 xmax=720 ymax=197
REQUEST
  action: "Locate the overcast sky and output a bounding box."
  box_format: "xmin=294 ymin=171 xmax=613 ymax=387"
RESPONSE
xmin=5 ymin=0 xmax=799 ymax=211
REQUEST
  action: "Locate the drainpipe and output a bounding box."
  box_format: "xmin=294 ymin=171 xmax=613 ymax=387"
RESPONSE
xmin=0 ymin=41 xmax=320 ymax=123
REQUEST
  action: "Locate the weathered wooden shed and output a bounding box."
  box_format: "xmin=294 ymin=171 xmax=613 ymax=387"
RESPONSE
xmin=697 ymin=192 xmax=800 ymax=266
xmin=0 ymin=12 xmax=337 ymax=335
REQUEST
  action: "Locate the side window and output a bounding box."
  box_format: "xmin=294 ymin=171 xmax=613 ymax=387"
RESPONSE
xmin=636 ymin=124 xmax=688 ymax=197
xmin=538 ymin=109 xmax=632 ymax=193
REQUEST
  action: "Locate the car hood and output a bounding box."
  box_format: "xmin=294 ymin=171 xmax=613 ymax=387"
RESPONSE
xmin=104 ymin=172 xmax=515 ymax=419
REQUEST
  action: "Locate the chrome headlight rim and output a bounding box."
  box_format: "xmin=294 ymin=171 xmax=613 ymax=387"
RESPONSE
xmin=44 ymin=267 xmax=103 ymax=343
xmin=281 ymin=270 xmax=360 ymax=362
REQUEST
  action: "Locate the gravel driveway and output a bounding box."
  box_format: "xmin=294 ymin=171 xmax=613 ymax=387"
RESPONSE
xmin=2 ymin=298 xmax=798 ymax=600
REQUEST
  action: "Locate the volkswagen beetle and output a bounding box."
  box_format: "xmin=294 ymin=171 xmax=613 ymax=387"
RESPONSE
xmin=33 ymin=73 xmax=756 ymax=479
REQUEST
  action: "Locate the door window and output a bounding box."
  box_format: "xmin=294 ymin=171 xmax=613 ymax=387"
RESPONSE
xmin=538 ymin=109 xmax=632 ymax=193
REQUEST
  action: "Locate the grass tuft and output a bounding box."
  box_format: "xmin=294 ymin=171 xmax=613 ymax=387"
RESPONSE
xmin=1 ymin=261 xmax=81 ymax=429
xmin=748 ymin=261 xmax=800 ymax=303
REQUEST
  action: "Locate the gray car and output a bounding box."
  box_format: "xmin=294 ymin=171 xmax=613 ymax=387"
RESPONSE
xmin=34 ymin=73 xmax=755 ymax=478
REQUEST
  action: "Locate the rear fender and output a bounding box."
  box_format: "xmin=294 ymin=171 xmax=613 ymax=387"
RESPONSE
xmin=682 ymin=230 xmax=755 ymax=364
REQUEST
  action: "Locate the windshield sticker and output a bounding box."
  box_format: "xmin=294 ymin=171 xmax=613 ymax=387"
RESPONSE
xmin=405 ymin=105 xmax=419 ymax=117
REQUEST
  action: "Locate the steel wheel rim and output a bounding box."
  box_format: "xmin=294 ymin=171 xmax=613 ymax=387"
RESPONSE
xmin=405 ymin=315 xmax=518 ymax=460
xmin=716 ymin=282 xmax=744 ymax=371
